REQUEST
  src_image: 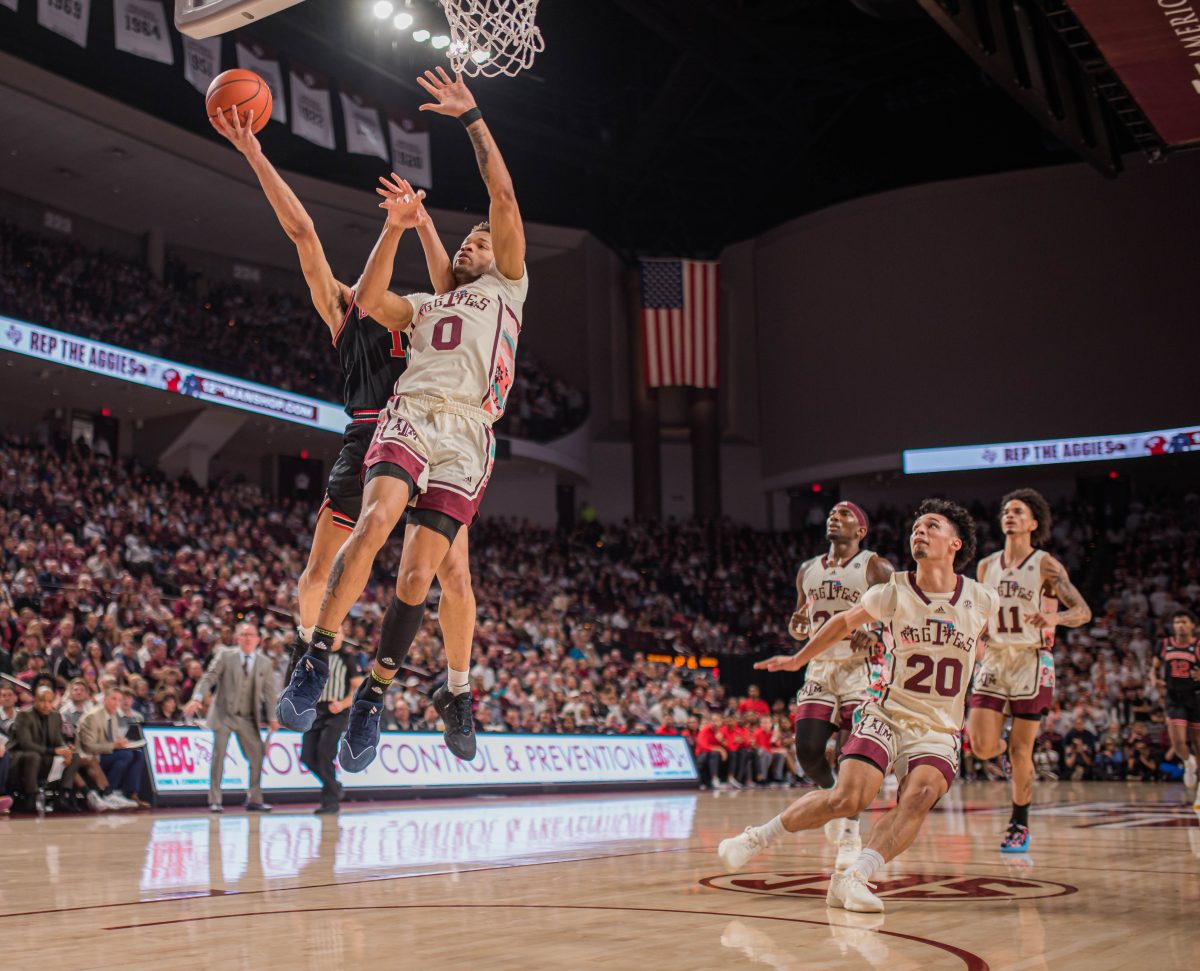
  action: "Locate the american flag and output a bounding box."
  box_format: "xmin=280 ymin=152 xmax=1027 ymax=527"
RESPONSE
xmin=640 ymin=259 xmax=719 ymax=388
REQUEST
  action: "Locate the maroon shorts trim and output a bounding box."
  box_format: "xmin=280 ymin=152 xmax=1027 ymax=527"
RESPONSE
xmin=794 ymin=701 xmax=837 ymax=724
xmin=908 ymin=754 xmax=956 ymax=789
xmin=1009 ymin=684 xmax=1052 ymax=718
xmin=968 ymin=693 xmax=1007 ymax=713
xmin=414 ymin=487 xmax=478 ymax=527
xmin=839 ymin=735 xmax=889 ymax=775
xmin=838 ymin=703 xmax=859 ymax=732
xmin=363 ymin=435 xmax=427 ymax=488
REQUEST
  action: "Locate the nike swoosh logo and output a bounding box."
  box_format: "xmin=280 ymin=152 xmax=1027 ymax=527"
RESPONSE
xmin=342 ymin=743 xmax=375 ymax=760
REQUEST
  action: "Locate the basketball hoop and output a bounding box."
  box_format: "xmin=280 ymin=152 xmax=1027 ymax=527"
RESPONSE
xmin=439 ymin=0 xmax=543 ymax=78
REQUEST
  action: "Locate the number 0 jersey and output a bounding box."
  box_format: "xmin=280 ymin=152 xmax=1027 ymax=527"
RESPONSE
xmin=799 ymin=549 xmax=876 ymax=661
xmin=400 ymin=262 xmax=528 ymax=420
xmin=979 ymin=550 xmax=1050 ymax=650
xmin=861 ymin=572 xmax=996 ymax=734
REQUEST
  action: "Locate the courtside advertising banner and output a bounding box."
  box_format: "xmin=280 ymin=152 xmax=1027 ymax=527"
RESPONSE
xmin=904 ymin=424 xmax=1200 ymax=474
xmin=140 ymin=796 xmax=699 ymax=890
xmin=0 ymin=314 xmax=346 ymax=434
xmin=144 ymin=727 xmax=698 ymax=796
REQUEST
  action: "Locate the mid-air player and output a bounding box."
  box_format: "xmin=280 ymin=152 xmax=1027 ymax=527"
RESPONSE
xmin=277 ymin=68 xmax=527 ymax=772
xmin=208 ymin=107 xmax=478 ymax=761
xmin=1152 ymin=609 xmax=1200 ymax=792
xmin=778 ymin=501 xmax=892 ymax=869
xmin=967 ymin=489 xmax=1092 ymax=853
xmin=721 ymin=500 xmax=995 ymax=913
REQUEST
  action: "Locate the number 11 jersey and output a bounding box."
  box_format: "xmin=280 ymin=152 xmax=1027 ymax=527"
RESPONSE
xmin=400 ymin=262 xmax=528 ymax=420
xmin=861 ymin=572 xmax=996 ymax=734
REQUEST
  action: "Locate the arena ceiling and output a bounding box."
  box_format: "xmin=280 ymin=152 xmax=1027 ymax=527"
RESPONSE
xmin=0 ymin=0 xmax=1122 ymax=257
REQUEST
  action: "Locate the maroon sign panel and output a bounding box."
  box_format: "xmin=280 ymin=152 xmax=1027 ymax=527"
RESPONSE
xmin=1066 ymin=0 xmax=1200 ymax=146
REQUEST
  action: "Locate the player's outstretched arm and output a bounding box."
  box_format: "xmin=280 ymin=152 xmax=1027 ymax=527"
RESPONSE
xmin=379 ymin=175 xmax=455 ymax=295
xmin=416 ymin=68 xmax=525 ymax=281
xmin=356 ymin=179 xmax=428 ymax=331
xmin=210 ymin=108 xmax=346 ymax=334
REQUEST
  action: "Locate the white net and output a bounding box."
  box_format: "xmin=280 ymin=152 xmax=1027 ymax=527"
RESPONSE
xmin=440 ymin=0 xmax=544 ymax=78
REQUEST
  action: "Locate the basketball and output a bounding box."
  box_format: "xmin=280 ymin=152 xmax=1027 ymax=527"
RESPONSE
xmin=205 ymin=68 xmax=272 ymax=133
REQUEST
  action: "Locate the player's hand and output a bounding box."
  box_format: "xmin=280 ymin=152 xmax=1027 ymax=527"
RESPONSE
xmin=416 ymin=67 xmax=478 ymax=117
xmin=376 ymin=174 xmax=427 ymax=230
xmin=788 ymin=606 xmax=810 ymax=641
xmin=849 ymin=628 xmax=878 ymax=654
xmin=1023 ymin=610 xmax=1060 ymax=629
xmin=754 ymin=653 xmax=804 ymax=673
xmin=210 ymin=106 xmax=261 ymax=157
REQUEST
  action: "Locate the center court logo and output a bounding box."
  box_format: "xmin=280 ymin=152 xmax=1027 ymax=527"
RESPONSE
xmin=700 ymin=871 xmax=1077 ymax=900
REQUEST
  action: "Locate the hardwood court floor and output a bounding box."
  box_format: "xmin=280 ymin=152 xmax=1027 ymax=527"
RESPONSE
xmin=1 ymin=781 xmax=1197 ymax=970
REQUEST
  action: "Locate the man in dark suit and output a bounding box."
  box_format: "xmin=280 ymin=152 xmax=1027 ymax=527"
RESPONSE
xmin=8 ymin=685 xmax=106 ymax=812
xmin=184 ymin=623 xmax=278 ymax=813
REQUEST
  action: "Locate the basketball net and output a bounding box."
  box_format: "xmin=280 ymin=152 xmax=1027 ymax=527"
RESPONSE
xmin=440 ymin=0 xmax=543 ymax=78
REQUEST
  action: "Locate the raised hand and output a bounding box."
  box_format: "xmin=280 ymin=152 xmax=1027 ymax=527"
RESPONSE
xmin=416 ymin=66 xmax=478 ymax=117
xmin=376 ymin=174 xmax=427 ymax=230
xmin=211 ymin=107 xmax=261 ymax=157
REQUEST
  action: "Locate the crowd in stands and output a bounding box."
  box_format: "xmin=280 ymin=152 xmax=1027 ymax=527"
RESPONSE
xmin=0 ymin=430 xmax=1197 ymax=811
xmin=0 ymin=221 xmax=586 ymax=441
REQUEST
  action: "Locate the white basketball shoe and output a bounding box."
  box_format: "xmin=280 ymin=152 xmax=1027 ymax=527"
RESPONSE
xmin=718 ymin=826 xmax=767 ymax=872
xmin=826 ymin=870 xmax=884 ymax=913
xmin=835 ymin=832 xmax=863 ymax=872
xmin=1184 ymin=755 xmax=1197 ymax=790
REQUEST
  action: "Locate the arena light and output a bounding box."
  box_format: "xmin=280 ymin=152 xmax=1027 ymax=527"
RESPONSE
xmin=470 ymin=49 xmax=491 ymax=64
xmin=431 ymin=33 xmax=450 ymax=49
xmin=372 ymin=0 xmax=394 ymax=18
xmin=412 ymin=27 xmax=430 ymax=41
xmin=392 ymin=11 xmax=413 ymax=28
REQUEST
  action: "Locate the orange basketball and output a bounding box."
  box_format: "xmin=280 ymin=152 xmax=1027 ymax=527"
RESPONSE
xmin=205 ymin=69 xmax=272 ymax=133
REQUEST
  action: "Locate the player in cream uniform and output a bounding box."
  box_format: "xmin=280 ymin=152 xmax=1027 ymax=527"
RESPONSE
xmin=968 ymin=489 xmax=1091 ymax=854
xmin=785 ymin=501 xmax=892 ymax=868
xmin=721 ymin=500 xmax=993 ymax=913
xmin=278 ymin=68 xmax=526 ymax=774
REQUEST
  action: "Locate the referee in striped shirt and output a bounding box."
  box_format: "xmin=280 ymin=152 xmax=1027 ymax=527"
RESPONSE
xmin=299 ymin=627 xmax=362 ymax=814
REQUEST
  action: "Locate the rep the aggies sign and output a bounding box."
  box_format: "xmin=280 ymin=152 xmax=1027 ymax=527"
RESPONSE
xmin=1066 ymin=0 xmax=1200 ymax=146
xmin=143 ymin=727 xmax=697 ymax=798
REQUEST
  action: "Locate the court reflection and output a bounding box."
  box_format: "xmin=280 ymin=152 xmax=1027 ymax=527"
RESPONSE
xmin=139 ymin=794 xmax=698 ymax=894
xmin=721 ymin=911 xmax=907 ymax=971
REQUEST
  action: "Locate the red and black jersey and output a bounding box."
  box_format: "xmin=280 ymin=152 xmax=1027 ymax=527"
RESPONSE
xmin=1159 ymin=638 xmax=1200 ymax=693
xmin=332 ymin=292 xmax=408 ymax=418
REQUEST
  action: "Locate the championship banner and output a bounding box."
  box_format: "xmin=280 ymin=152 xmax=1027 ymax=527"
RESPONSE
xmin=113 ymin=0 xmax=173 ymax=65
xmin=37 ymin=0 xmax=91 ymax=47
xmin=140 ymin=795 xmax=697 ymax=890
xmin=235 ymin=39 xmax=287 ymax=124
xmin=387 ymin=112 xmax=433 ymax=189
xmin=1065 ymin=0 xmax=1200 ymax=147
xmin=0 ymin=314 xmax=346 ymax=434
xmin=288 ymin=63 xmax=336 ymax=149
xmin=903 ymin=424 xmax=1200 ymax=474
xmin=143 ymin=726 xmax=698 ymax=796
xmin=182 ymin=34 xmax=221 ymax=94
xmin=340 ymin=89 xmax=388 ymax=161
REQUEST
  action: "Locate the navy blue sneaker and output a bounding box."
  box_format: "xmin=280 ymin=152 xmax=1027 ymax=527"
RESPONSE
xmin=276 ymin=653 xmax=329 ymax=731
xmin=338 ymin=698 xmax=383 ymax=772
xmin=433 ymin=685 xmax=477 ymax=761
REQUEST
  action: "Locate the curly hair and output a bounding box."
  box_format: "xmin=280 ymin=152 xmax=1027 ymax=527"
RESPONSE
xmin=915 ymin=498 xmax=977 ymax=571
xmin=1000 ymin=488 xmax=1052 ymax=547
xmin=1172 ymin=608 xmax=1197 ymax=625
xmin=470 ymin=220 xmax=491 ymax=234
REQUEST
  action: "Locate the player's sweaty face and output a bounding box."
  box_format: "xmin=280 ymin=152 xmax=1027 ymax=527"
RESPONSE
xmin=453 ymin=232 xmax=493 ymax=276
xmin=1001 ymin=500 xmax=1035 ymax=536
xmin=826 ymin=506 xmax=861 ymax=540
xmin=910 ymin=514 xmax=959 ymax=562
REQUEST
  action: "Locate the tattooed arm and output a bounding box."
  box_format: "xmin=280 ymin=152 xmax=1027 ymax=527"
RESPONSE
xmin=1026 ymin=555 xmax=1093 ymax=630
xmin=416 ymin=68 xmax=526 ymax=281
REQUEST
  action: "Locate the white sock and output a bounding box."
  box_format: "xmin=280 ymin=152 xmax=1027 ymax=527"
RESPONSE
xmin=298 ymin=625 xmax=314 ymax=645
xmin=753 ymin=814 xmax=788 ymax=847
xmin=847 ymin=848 xmax=884 ymax=881
xmin=447 ymin=666 xmax=471 ymax=696
xmin=842 ymin=817 xmax=860 ymax=839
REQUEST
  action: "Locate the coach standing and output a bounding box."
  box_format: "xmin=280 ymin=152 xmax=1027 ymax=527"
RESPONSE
xmin=185 ymin=622 xmax=278 ymax=813
xmin=301 ymin=627 xmax=361 ymax=814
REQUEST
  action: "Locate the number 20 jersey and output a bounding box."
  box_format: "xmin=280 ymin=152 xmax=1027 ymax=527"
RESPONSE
xmin=861 ymin=572 xmax=996 ymax=734
xmin=399 ymin=262 xmax=528 ymax=420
